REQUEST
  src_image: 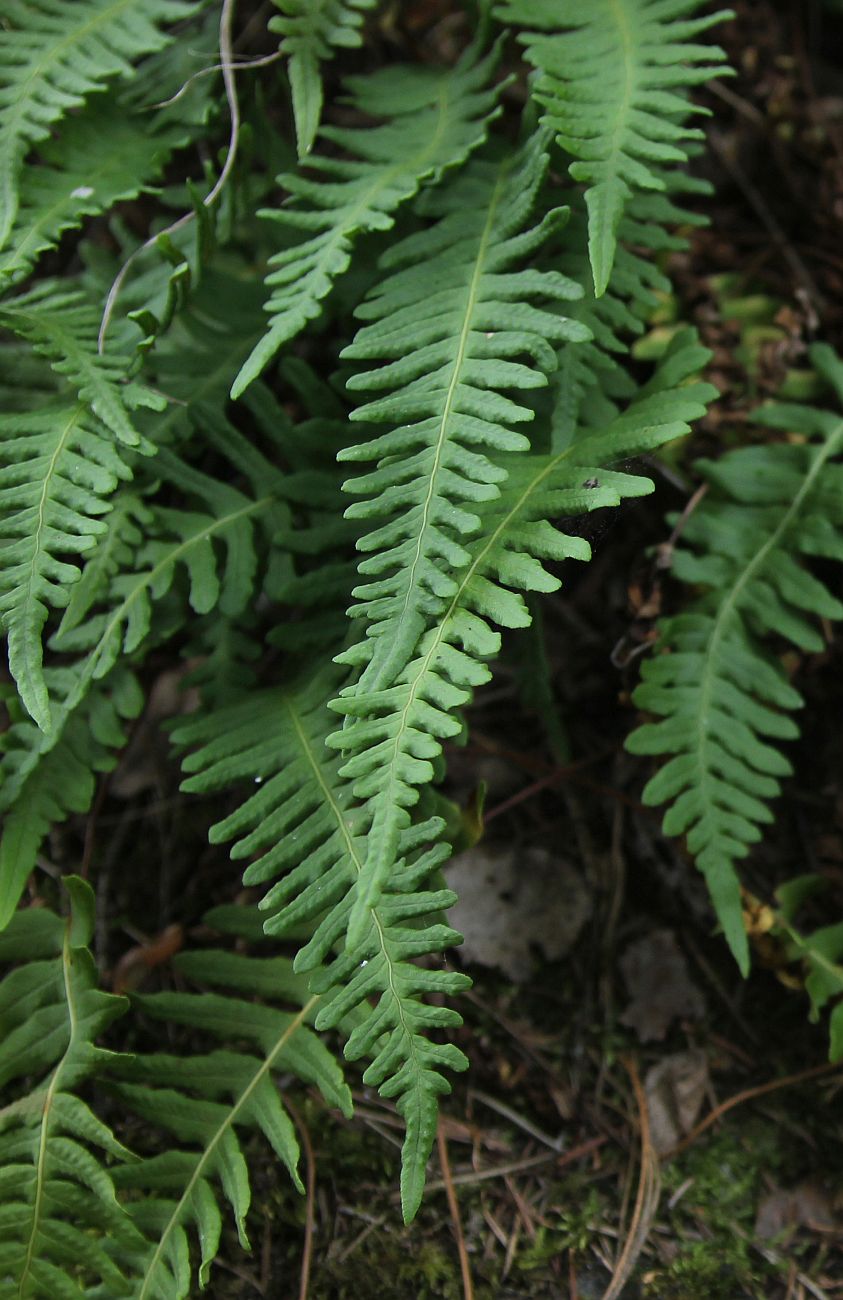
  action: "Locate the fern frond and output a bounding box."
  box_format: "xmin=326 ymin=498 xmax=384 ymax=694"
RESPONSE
xmin=0 ymin=416 xmax=287 ymax=906
xmin=0 ymin=0 xmax=198 ymax=250
xmin=0 ymin=98 xmax=182 ymax=288
xmin=332 ymin=332 xmax=716 ymax=945
xmin=232 ymin=42 xmax=503 ymax=397
xmin=173 ymin=670 xmax=470 ymax=1224
xmin=495 ymin=0 xmax=730 ymax=294
xmin=0 ymin=669 xmax=142 ymax=928
xmin=0 ymin=399 xmax=137 ymax=731
xmin=111 ymin=909 xmax=352 ymax=1297
xmin=0 ymin=281 xmax=158 ymax=445
xmin=337 ymin=132 xmax=589 ymax=701
xmin=627 ymin=342 xmax=843 ymax=973
xmin=270 ymin=0 xmax=378 ymax=159
xmin=0 ymin=877 xmax=142 ymax=1295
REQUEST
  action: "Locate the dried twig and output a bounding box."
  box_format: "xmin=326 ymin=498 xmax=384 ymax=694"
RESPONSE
xmin=437 ymin=1120 xmax=475 ymax=1300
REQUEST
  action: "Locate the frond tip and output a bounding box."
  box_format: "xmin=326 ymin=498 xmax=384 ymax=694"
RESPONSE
xmin=496 ymin=0 xmax=732 ymax=294
xmin=271 ymin=0 xmax=378 ymax=158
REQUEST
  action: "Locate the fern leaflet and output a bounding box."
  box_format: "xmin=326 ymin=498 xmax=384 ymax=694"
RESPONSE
xmin=333 ymin=332 xmax=716 ymax=945
xmin=111 ymin=909 xmax=352 ymax=1298
xmin=332 ymin=132 xmax=590 ymax=941
xmin=174 ymin=669 xmax=470 ymax=1224
xmin=0 ymin=398 xmax=137 ymax=732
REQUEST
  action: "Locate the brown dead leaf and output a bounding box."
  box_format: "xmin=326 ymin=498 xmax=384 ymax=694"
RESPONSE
xmin=619 ymin=929 xmax=705 ymax=1042
xmin=644 ymin=1050 xmax=709 ymax=1155
xmin=755 ymin=1182 xmax=838 ymax=1241
xmin=447 ymin=847 xmax=591 ymax=981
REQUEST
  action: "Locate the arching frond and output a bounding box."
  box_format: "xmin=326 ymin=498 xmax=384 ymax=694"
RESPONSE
xmin=627 ymin=342 xmax=843 ymax=973
xmin=495 ymin=0 xmax=730 ymax=294
xmin=329 ymin=132 xmax=591 ymax=941
xmin=338 ymin=132 xmax=589 ymax=704
xmin=0 ymin=400 xmax=137 ymax=731
xmin=232 ymin=42 xmax=503 ymax=397
xmin=0 ymin=415 xmax=289 ymax=916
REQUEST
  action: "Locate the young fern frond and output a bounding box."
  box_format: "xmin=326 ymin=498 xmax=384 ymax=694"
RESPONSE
xmin=495 ymin=0 xmax=731 ymax=294
xmin=0 ymin=877 xmax=141 ymax=1296
xmin=0 ymin=0 xmax=198 ymax=251
xmin=331 ymin=333 xmax=716 ymax=947
xmin=270 ymin=0 xmax=378 ymax=159
xmin=627 ymin=342 xmax=843 ymax=973
xmin=110 ymin=910 xmax=352 ymax=1298
xmin=173 ymin=669 xmax=470 ymax=1225
xmin=232 ymin=42 xmax=503 ymax=397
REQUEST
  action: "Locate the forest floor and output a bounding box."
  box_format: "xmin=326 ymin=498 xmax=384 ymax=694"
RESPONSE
xmin=70 ymin=1 xmax=843 ymax=1296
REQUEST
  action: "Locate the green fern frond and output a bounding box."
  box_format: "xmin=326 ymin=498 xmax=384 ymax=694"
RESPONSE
xmin=0 ymin=876 xmax=142 ymax=1295
xmin=495 ymin=0 xmax=731 ymax=294
xmin=337 ymin=132 xmax=589 ymax=703
xmin=173 ymin=670 xmax=470 ymax=1224
xmin=0 ymin=669 xmax=142 ymax=928
xmin=0 ymin=399 xmax=138 ymax=731
xmin=232 ymin=42 xmax=503 ymax=397
xmin=110 ymin=909 xmax=352 ymax=1296
xmin=627 ymin=342 xmax=843 ymax=974
xmin=0 ymin=419 xmax=287 ymax=902
xmin=0 ymin=0 xmax=198 ymax=251
xmin=0 ymin=99 xmax=182 ymax=288
xmin=270 ymin=0 xmax=378 ymax=159
xmin=0 ymin=282 xmax=159 ymax=445
xmin=332 ymin=332 xmax=716 ymax=946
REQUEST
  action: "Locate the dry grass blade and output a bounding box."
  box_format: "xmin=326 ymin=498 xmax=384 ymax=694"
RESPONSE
xmin=601 ymin=1056 xmax=661 ymax=1300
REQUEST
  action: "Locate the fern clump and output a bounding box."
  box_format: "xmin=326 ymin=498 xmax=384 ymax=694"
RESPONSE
xmin=7 ymin=0 xmax=839 ymax=1291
